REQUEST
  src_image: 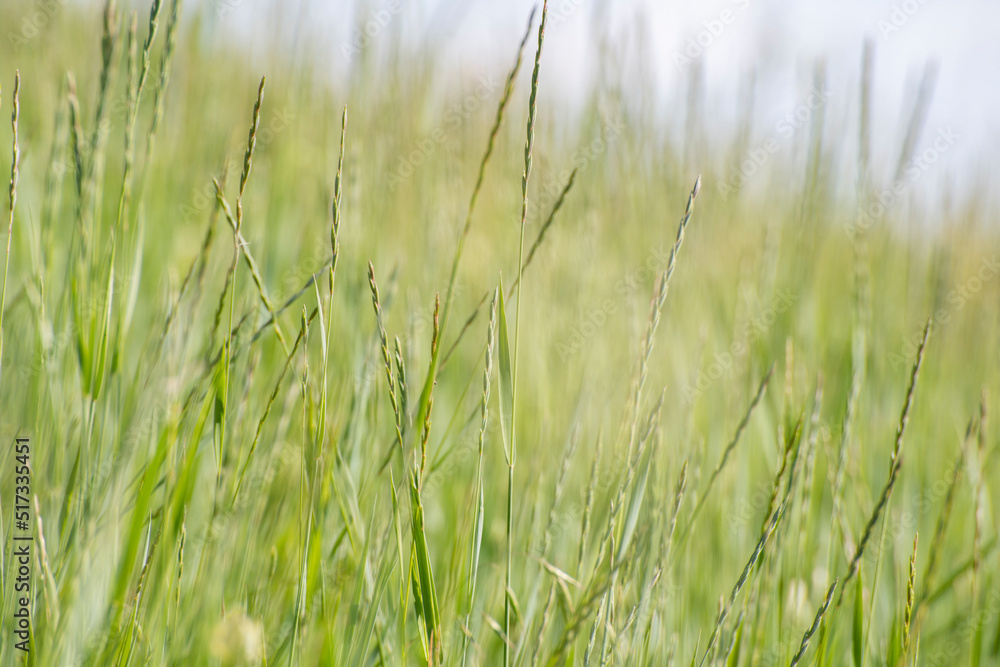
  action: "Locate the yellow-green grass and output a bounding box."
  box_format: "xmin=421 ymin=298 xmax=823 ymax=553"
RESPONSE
xmin=0 ymin=1 xmax=997 ymax=665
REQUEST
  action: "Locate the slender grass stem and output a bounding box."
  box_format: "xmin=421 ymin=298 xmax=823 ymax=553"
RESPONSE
xmin=506 ymin=5 xmax=548 ymax=663
xmin=0 ymin=71 xmax=20 ymax=386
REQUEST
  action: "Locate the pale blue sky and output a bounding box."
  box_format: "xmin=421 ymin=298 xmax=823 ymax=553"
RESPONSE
xmin=196 ymin=0 xmax=999 ymax=198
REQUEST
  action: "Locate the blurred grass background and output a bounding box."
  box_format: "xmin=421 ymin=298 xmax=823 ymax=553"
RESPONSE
xmin=0 ymin=0 xmax=997 ymax=664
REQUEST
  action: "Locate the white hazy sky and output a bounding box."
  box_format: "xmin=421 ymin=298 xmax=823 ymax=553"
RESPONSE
xmin=194 ymin=0 xmax=999 ymax=191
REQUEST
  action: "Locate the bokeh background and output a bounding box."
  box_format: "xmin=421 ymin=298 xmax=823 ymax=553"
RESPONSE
xmin=0 ymin=0 xmax=997 ymax=664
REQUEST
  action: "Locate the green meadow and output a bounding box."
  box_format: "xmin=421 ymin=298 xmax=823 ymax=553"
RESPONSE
xmin=0 ymin=0 xmax=996 ymax=664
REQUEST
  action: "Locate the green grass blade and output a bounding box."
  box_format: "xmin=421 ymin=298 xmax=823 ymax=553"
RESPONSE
xmin=725 ymin=613 xmax=744 ymax=667
xmin=410 ymin=474 xmax=441 ymax=662
xmin=853 ymin=571 xmax=865 ymax=667
xmin=497 ymin=274 xmax=514 ymax=465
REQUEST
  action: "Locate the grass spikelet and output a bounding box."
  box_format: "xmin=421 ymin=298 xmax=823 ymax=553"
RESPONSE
xmin=0 ymin=71 xmax=19 ymax=384
xmin=760 ymin=417 xmax=804 ymax=554
xmin=625 ymin=176 xmax=701 ymax=455
xmin=81 ymin=0 xmax=121 ymax=235
xmin=678 ymin=365 xmax=773 ymax=548
xmin=420 ymin=293 xmax=441 ymax=479
xmin=463 ymin=3 xmax=535 ymax=250
xmin=114 ymin=0 xmax=162 ymax=234
xmin=114 ymin=11 xmax=138 ymax=235
xmin=889 ymin=320 xmax=931 ymax=463
xmin=902 ymin=533 xmax=917 ymax=661
xmin=95 ymin=0 xmax=119 ymax=134
xmin=507 ymin=166 xmax=578 ymax=298
xmin=530 ymin=585 xmax=557 ymax=666
xmin=921 ymin=435 xmax=966 ymax=599
xmin=315 ymin=105 xmax=347 ymax=459
xmin=212 ymin=87 xmax=292 ymax=356
xmin=136 ymin=0 xmax=162 ymax=104
xmin=326 ymin=105 xmax=347 ymax=359
xmin=838 ymin=455 xmax=902 ymax=605
xmin=231 ymin=313 xmax=311 ymax=505
xmin=443 ymin=165 xmax=578 ymax=368
xmin=215 ymin=77 xmax=268 ymax=480
xmin=414 ymin=5 xmax=536 ymax=460
xmin=839 ymin=319 xmax=930 ymax=604
xmin=583 ymin=591 xmax=607 ymax=666
xmin=149 ymin=0 xmax=181 ymax=139
xmin=332 ymin=106 xmax=347 ymax=254
xmin=238 ymin=77 xmax=264 ymax=220
xmin=503 ymin=5 xmax=549 ymax=661
xmin=368 ymin=260 xmax=404 ymax=458
xmin=66 ymin=73 xmax=86 ymax=203
xmin=698 ymin=502 xmax=786 ymax=667
xmin=462 ymin=287 xmax=498 ymax=666
xmin=33 ymin=496 xmax=60 ymax=628
xmin=794 ymin=375 xmax=824 ymax=561
xmin=149 ymin=168 xmax=225 ymax=379
xmin=662 ymin=460 xmax=689 ymax=567
xmin=394 ymin=336 xmax=409 ymax=435
xmin=132 ymin=0 xmax=182 ymax=224
xmin=789 ymin=579 xmax=838 ymax=667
